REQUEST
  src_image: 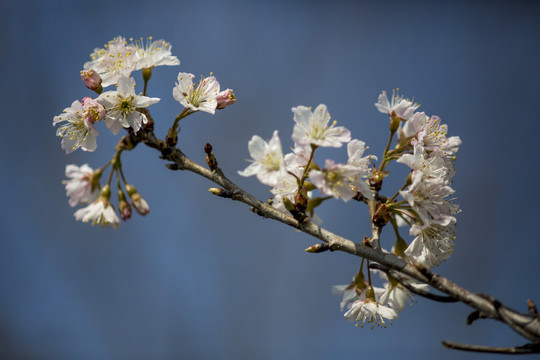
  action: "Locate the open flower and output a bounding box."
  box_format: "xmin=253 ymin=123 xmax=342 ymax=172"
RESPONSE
xmin=375 ymin=90 xmax=419 ymax=120
xmin=173 ymin=72 xmax=220 ymax=114
xmin=346 ymin=139 xmax=377 ymax=199
xmin=74 ymin=185 xmax=120 ymax=228
xmin=309 ymin=160 xmax=363 ymax=201
xmin=404 ymin=223 xmax=456 ymax=268
xmin=84 ymin=36 xmax=138 ymax=88
xmin=238 ymin=130 xmax=286 ymax=186
xmin=53 ymin=100 xmax=99 ymax=153
xmin=63 ymin=164 xmax=101 ymax=207
xmin=97 ymin=75 xmax=160 ymax=134
xmin=291 ymin=104 xmax=351 ymax=148
xmin=130 ymin=37 xmax=180 ymax=70
xmin=402 ymin=112 xmax=462 ymax=157
xmin=344 ymin=298 xmax=397 ymax=328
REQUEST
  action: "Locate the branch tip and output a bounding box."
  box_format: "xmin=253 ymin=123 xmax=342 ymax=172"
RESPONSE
xmin=442 ymin=340 xmax=540 ymax=354
xmin=305 ymin=243 xmax=330 ymax=253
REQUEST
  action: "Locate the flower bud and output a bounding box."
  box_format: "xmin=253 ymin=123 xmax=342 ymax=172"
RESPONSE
xmin=118 ymin=190 xmax=132 ymax=221
xmin=80 ymin=69 xmax=103 ymax=94
xmin=125 ymin=184 xmax=150 ymax=215
xmin=216 ymin=89 xmax=236 ymax=109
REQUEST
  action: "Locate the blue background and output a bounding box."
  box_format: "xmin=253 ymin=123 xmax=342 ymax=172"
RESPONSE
xmin=1 ymin=0 xmax=540 ymax=359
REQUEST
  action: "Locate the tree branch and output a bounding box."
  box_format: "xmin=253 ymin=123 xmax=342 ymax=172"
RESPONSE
xmin=124 ymin=112 xmax=540 ymax=351
xmin=442 ymin=341 xmax=540 ymax=354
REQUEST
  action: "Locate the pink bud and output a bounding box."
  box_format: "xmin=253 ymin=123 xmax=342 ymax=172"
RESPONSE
xmin=80 ymin=69 xmax=103 ymax=93
xmin=118 ymin=190 xmax=132 ymax=221
xmin=81 ymin=97 xmax=106 ymax=123
xmin=131 ymin=194 xmax=150 ymax=215
xmin=216 ymin=89 xmax=236 ymax=109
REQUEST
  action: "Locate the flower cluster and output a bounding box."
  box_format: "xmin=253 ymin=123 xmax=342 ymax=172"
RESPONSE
xmin=238 ymin=90 xmax=461 ymax=326
xmin=54 ymin=36 xmax=236 ymax=154
xmin=331 ymin=90 xmax=461 ymax=327
xmin=238 ymin=104 xmax=377 ymax=219
xmin=54 ymin=35 xmax=236 ymax=228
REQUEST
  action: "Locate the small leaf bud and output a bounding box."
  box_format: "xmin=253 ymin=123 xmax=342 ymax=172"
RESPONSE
xmin=304 ymin=243 xmax=330 ymax=253
xmin=204 ymin=143 xmax=218 ymax=170
xmin=282 ymin=196 xmax=296 ymax=212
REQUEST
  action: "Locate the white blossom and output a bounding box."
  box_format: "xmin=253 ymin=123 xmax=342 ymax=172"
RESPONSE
xmin=375 ymin=90 xmax=419 ymax=120
xmin=173 ymin=72 xmax=220 ymax=114
xmin=96 ymin=75 xmax=160 ymax=134
xmin=347 ymin=139 xmax=377 ymax=199
xmin=344 ymin=298 xmax=398 ymax=328
xmin=238 ymin=130 xmax=287 ymax=186
xmin=309 ymin=159 xmax=363 ymax=201
xmin=63 ymin=164 xmax=100 ymax=207
xmin=74 ymin=186 xmax=120 ymax=229
xmin=291 ymin=104 xmax=351 ymax=148
xmin=53 ymin=100 xmax=99 ymax=153
xmin=378 ymin=280 xmax=429 ymax=314
xmin=398 ymin=145 xmax=457 ymax=227
xmin=130 ymin=37 xmax=180 ymax=70
xmin=400 ymin=172 xmax=456 ymax=227
xmin=402 ymin=112 xmax=461 ymax=156
xmin=84 ymin=36 xmax=138 ymax=87
xmin=404 ymin=223 xmax=456 ymax=268
xmin=397 ymin=144 xmax=454 ymax=181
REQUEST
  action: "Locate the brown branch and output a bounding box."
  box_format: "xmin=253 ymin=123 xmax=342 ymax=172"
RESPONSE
xmin=122 ymin=112 xmax=540 ymax=351
xmin=442 ymin=341 xmax=540 ymax=354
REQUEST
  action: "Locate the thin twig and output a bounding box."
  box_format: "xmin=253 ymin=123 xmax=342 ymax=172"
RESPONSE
xmin=442 ymin=341 xmax=540 ymax=354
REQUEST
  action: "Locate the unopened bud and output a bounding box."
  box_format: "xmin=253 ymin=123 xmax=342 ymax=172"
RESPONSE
xmin=216 ymin=89 xmax=236 ymax=109
xmin=80 ymin=69 xmax=103 ymax=94
xmin=125 ymin=185 xmax=149 ymax=215
xmin=118 ymin=190 xmax=132 ymax=221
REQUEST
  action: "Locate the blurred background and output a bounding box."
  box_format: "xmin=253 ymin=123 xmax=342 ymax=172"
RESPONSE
xmin=1 ymin=0 xmax=540 ymax=359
